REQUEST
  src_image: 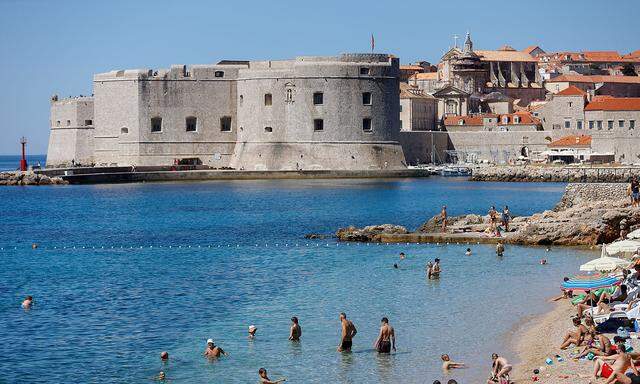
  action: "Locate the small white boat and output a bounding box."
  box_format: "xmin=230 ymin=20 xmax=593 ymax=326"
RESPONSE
xmin=440 ymin=166 xmax=471 ymax=176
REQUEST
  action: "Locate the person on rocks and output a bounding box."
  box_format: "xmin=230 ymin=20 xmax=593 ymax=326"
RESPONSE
xmin=441 ymin=206 xmax=448 ymax=233
xmin=501 ymin=206 xmax=511 ymax=232
xmin=629 ymin=176 xmax=640 ymax=208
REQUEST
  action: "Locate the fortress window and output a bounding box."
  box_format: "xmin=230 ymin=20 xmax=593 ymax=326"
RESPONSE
xmin=264 ymin=93 xmax=272 ymax=106
xmin=85 ymin=120 xmax=93 ymax=126
xmin=214 ymin=71 xmax=224 ymax=78
xmin=264 ymin=126 xmax=273 ymax=133
xmin=313 ymin=92 xmax=324 ymax=105
xmin=186 ymin=117 xmax=197 ymax=132
xmin=56 ymin=120 xmax=60 ymax=126
xmin=619 ymin=120 xmax=625 ymax=128
xmin=360 ymin=67 xmax=371 ymax=75
xmin=362 ymin=118 xmax=372 ymax=132
xmin=121 ymin=127 xmax=129 ymax=134
xmin=286 ymin=89 xmax=293 ymax=102
xmin=220 ymin=116 xmax=232 ymax=132
xmin=67 ymin=120 xmax=71 ymax=126
xmin=362 ymin=92 xmax=372 ymax=105
xmin=313 ymin=119 xmax=324 ymax=132
xmin=151 ymin=117 xmax=162 ymax=132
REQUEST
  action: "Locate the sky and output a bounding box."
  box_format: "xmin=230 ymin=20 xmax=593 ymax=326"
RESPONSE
xmin=0 ymin=0 xmax=638 ymax=155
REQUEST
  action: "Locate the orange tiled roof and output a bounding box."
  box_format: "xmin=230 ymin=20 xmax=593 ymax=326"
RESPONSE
xmin=555 ymin=85 xmax=587 ymax=96
xmin=523 ymin=45 xmax=542 ymax=54
xmin=582 ymin=51 xmax=624 ymax=62
xmin=546 ymin=74 xmax=640 ymax=84
xmin=409 ymin=72 xmax=438 ymax=80
xmin=400 ymin=65 xmax=424 ymax=71
xmin=548 ymin=135 xmax=592 ymax=148
xmin=585 ymin=97 xmax=640 ymax=111
xmin=474 ymin=50 xmax=537 ymax=63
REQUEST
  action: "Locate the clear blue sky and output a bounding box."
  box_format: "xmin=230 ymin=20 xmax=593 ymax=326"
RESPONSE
xmin=0 ymin=0 xmax=638 ymax=155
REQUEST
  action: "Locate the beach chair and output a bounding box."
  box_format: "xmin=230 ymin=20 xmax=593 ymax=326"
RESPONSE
xmin=586 ymin=287 xmax=640 ymax=321
xmin=592 ymin=301 xmax=640 ymax=325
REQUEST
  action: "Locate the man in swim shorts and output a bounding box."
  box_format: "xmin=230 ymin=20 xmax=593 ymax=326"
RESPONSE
xmin=337 ymin=312 xmax=357 ymax=352
xmin=441 ymin=205 xmax=448 ymax=233
xmin=203 ymin=339 xmax=227 ymax=358
xmin=374 ymin=317 xmax=395 ymax=353
xmin=441 ymin=354 xmax=465 ymax=370
xmin=487 ymin=353 xmax=512 ymax=383
xmin=593 ymin=342 xmax=635 ymax=382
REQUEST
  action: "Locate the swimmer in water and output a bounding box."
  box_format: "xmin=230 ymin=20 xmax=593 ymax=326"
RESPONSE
xmin=399 ymin=252 xmax=406 ymax=260
xmin=258 ymin=368 xmax=286 ymax=383
xmin=289 ymin=317 xmax=302 ymax=341
xmin=441 ymin=354 xmax=466 ymax=370
xmin=160 ymin=351 xmax=169 ymax=361
xmin=465 ymin=248 xmax=472 ymax=256
xmin=337 ymin=312 xmax=357 ymax=352
xmin=22 ymin=295 xmax=33 ymax=309
xmin=248 ymin=325 xmax=257 ymax=339
xmin=203 ymin=339 xmax=227 ymax=358
xmin=374 ymin=317 xmax=396 ymax=353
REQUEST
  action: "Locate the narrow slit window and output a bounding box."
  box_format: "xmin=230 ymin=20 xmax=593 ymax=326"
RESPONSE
xmin=186 ymin=117 xmax=197 ymax=132
xmin=363 ymin=118 xmax=372 ymax=132
xmin=264 ymin=93 xmax=272 ymax=106
xmin=220 ymin=116 xmax=232 ymax=132
xmin=313 ymin=119 xmax=324 ymax=132
xmin=362 ymin=92 xmax=372 ymax=105
xmin=214 ymin=71 xmax=224 ymax=78
xmin=151 ymin=117 xmax=162 ymax=132
xmin=313 ymin=92 xmax=323 ymax=105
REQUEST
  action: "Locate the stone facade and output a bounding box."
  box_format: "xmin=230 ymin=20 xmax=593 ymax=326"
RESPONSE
xmin=399 ymin=83 xmax=437 ymax=132
xmin=48 ymin=54 xmax=406 ymax=170
xmin=46 ymin=96 xmax=95 ymax=167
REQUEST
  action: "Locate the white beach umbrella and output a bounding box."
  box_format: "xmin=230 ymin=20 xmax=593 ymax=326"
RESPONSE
xmin=580 ymin=256 xmax=631 ymax=272
xmin=627 ymin=229 xmax=640 ymax=240
xmin=606 ymin=239 xmax=640 ymax=256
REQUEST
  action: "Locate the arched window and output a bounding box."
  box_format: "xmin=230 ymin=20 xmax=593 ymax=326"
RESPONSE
xmin=121 ymin=127 xmax=129 ymax=134
xmin=286 ymin=88 xmax=293 ymax=102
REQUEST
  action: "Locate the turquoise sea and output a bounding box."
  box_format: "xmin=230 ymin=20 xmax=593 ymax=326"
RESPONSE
xmin=0 ymin=177 xmax=595 ymax=383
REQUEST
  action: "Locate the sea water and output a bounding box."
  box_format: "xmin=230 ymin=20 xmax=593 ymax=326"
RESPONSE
xmin=0 ymin=178 xmax=595 ymax=383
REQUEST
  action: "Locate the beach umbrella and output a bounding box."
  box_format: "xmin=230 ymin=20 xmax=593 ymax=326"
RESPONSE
xmin=606 ymin=239 xmax=640 ymax=256
xmin=579 ymin=256 xmax=631 ymax=273
xmin=627 ymin=229 xmax=640 ymax=240
xmin=562 ymin=274 xmax=621 ymax=290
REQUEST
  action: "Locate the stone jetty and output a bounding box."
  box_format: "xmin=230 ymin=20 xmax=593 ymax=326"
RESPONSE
xmin=0 ymin=171 xmax=67 ymax=186
xmin=335 ymin=183 xmax=640 ymax=246
xmin=471 ymin=165 xmax=640 ymax=183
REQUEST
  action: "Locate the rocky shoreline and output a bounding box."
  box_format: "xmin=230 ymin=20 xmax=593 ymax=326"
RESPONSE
xmin=0 ymin=171 xmax=67 ymax=186
xmin=471 ymin=165 xmax=640 ymax=183
xmin=333 ymin=183 xmax=640 ymax=246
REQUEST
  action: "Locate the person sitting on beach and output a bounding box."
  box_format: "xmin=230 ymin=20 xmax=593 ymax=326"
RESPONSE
xmin=248 ymin=325 xmax=257 ymax=340
xmin=465 ymin=248 xmax=472 ymax=256
xmin=576 ymin=332 xmax=613 ymax=359
xmin=21 ymin=295 xmax=33 ymax=309
xmin=374 ymin=317 xmax=395 ymax=353
xmin=289 ymin=316 xmax=301 ymax=341
xmin=441 ymin=205 xmax=448 ymax=233
xmin=487 ymin=353 xmax=512 ymax=383
xmin=441 ymin=354 xmax=465 ymax=370
xmin=595 ymin=285 xmax=629 ymax=315
xmin=203 ymin=339 xmax=227 ymax=358
xmin=258 ymin=368 xmax=286 ymax=384
xmin=337 ymin=312 xmax=357 ymax=352
xmin=560 ymin=317 xmax=588 ymax=349
xmin=593 ymin=342 xmax=635 ymax=382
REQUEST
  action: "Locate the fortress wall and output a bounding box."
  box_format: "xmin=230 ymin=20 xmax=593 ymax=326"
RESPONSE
xmin=231 ymin=54 xmax=406 ymax=170
xmin=446 ymin=130 xmax=550 ymax=163
xmin=398 ymin=131 xmax=450 ymax=165
xmin=46 ymin=98 xmax=94 ymax=167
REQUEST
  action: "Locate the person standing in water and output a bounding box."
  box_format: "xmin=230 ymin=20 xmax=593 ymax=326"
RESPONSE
xmin=488 ymin=353 xmax=512 ymax=383
xmin=374 ymin=317 xmax=396 ymax=353
xmin=337 ymin=312 xmax=357 ymax=352
xmin=441 ymin=206 xmax=448 ymax=233
xmin=496 ymin=242 xmax=505 ymax=256
xmin=431 ymin=258 xmax=441 ymax=279
xmin=203 ymin=339 xmax=227 ymax=358
xmin=289 ymin=317 xmax=301 ymax=341
xmin=258 ymin=368 xmax=286 ymax=384
xmin=21 ymin=295 xmax=33 ymax=309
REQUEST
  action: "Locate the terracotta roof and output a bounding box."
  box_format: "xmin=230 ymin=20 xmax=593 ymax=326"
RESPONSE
xmin=627 ymin=50 xmax=640 ymax=58
xmin=523 ymin=45 xmax=543 ymax=55
xmin=583 ymin=51 xmax=624 ymax=62
xmin=585 ymin=97 xmax=640 ymax=111
xmin=546 ymin=74 xmax=640 ymax=84
xmin=400 ymin=65 xmax=424 ymax=71
xmin=408 ymin=72 xmax=438 ymax=81
xmin=399 ymin=82 xmax=435 ymax=99
xmin=474 ymin=50 xmax=537 ymax=63
xmin=548 ymin=135 xmax=592 ymax=148
xmin=555 ymin=85 xmax=587 ymax=96
xmin=444 ymin=115 xmax=486 ymax=126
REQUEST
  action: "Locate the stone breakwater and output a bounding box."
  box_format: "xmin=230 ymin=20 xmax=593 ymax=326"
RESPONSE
xmin=471 ymin=166 xmax=640 ymax=183
xmin=335 ymin=183 xmax=640 ymax=246
xmin=0 ymin=172 xmax=67 ymax=186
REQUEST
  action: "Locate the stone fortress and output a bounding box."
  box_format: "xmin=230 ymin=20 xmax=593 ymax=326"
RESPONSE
xmin=47 ymin=54 xmax=406 ymax=171
xmin=47 ymin=36 xmax=640 ymax=170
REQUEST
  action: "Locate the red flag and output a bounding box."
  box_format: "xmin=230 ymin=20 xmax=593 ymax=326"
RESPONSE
xmin=371 ymin=34 xmax=375 ymax=52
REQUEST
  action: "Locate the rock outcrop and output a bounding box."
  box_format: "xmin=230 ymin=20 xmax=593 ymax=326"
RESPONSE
xmin=0 ymin=172 xmax=67 ymax=186
xmin=335 ymin=183 xmax=640 ymax=246
xmin=472 ymin=166 xmax=640 ymax=183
